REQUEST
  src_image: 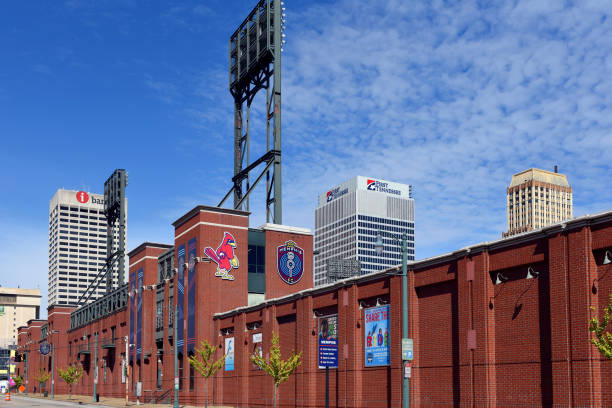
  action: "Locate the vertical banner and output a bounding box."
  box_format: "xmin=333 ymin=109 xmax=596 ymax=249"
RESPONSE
xmin=225 ymin=337 xmax=235 ymax=371
xmin=187 ymin=238 xmax=197 ymax=355
xmin=318 ymin=314 xmax=338 ymax=369
xmin=129 ymin=271 xmax=136 ymax=363
xmin=136 ymin=268 xmax=143 ymax=361
xmin=177 ymin=244 xmax=186 ymax=354
xmin=364 ymin=305 xmax=391 ymax=367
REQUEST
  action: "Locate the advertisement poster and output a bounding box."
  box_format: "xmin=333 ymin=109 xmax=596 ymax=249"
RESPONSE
xmin=225 ymin=337 xmax=235 ymax=371
xmin=136 ymin=268 xmax=143 ymax=361
xmin=177 ymin=244 xmax=186 ymax=354
xmin=187 ymin=238 xmax=197 ymax=354
xmin=364 ymin=305 xmax=390 ymax=367
xmin=318 ymin=314 xmax=338 ymax=369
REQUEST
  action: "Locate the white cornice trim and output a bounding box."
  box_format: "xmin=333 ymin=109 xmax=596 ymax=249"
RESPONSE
xmin=175 ymin=221 xmax=248 ymax=240
xmin=129 ymin=256 xmax=159 ymax=268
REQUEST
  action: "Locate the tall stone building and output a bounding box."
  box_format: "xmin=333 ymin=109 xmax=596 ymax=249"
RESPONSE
xmin=505 ymin=167 xmax=572 ymax=237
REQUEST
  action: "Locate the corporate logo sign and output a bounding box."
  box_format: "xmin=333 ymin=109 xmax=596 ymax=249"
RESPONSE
xmin=76 ymin=191 xmax=89 ymax=203
xmin=366 ymin=179 xmax=402 ymax=196
xmin=75 ymin=191 xmax=105 ymax=205
xmin=204 ymin=232 xmax=239 ymax=281
xmin=277 ymin=240 xmax=304 ymax=284
xmin=326 ymin=186 xmax=349 ymax=203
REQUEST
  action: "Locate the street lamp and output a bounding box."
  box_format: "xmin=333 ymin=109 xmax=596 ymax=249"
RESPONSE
xmin=375 ymin=230 xmax=410 ymax=408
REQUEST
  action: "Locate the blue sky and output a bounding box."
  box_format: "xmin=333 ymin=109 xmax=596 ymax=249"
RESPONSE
xmin=1 ymin=0 xmax=611 ymax=315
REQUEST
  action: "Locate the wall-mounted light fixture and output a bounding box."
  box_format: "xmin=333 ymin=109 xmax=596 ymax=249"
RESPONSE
xmin=604 ymin=250 xmax=612 ymax=265
xmin=359 ymin=301 xmax=368 ymax=310
xmin=376 ymin=298 xmax=387 ymax=306
xmin=495 ymin=272 xmax=509 ymax=285
xmin=526 ymin=267 xmax=540 ymax=280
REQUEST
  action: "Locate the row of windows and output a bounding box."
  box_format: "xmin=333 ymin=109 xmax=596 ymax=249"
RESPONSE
xmin=357 ymin=215 xmax=414 ymax=228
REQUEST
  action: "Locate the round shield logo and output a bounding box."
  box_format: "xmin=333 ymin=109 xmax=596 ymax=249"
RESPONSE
xmin=277 ymin=241 xmax=304 ymax=284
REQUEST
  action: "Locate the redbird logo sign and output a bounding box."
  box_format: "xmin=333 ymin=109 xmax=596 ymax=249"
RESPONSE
xmin=76 ymin=191 xmax=89 ymax=203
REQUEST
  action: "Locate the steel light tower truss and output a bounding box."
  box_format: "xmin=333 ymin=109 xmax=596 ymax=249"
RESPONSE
xmin=76 ymin=168 xmax=128 ymax=306
xmin=218 ymin=0 xmax=286 ymax=224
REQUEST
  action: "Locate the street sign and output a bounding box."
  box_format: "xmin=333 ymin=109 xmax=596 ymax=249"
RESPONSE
xmin=402 ymin=338 xmax=413 ymax=361
xmin=404 ymin=361 xmax=411 ymax=378
xmin=174 ymin=377 xmax=179 ymax=390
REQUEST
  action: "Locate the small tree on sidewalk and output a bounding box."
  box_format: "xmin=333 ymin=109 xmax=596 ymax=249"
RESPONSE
xmin=250 ymin=332 xmax=302 ymax=408
xmin=58 ymin=364 xmax=83 ymax=399
xmin=187 ymin=339 xmax=225 ymax=408
xmin=11 ymin=375 xmax=23 ymax=390
xmin=589 ymin=293 xmax=612 ymax=361
xmin=33 ymin=368 xmax=51 ymax=395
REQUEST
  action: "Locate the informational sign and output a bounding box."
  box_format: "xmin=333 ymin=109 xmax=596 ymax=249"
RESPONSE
xmin=402 ymin=338 xmax=413 ymax=360
xmin=121 ymin=360 xmax=126 ymax=383
xmin=174 ymin=377 xmax=179 ymax=390
xmin=318 ymin=314 xmax=338 ymax=368
xmin=252 ymin=333 xmax=262 ymax=343
xmin=404 ymin=361 xmax=411 ymax=378
xmin=225 ymin=337 xmax=234 ymax=371
xmin=364 ymin=305 xmax=391 ymax=367
xmin=136 ymin=381 xmax=142 ymax=397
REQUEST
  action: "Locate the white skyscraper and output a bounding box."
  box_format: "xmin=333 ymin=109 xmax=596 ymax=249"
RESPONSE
xmin=314 ymin=176 xmax=415 ymax=287
xmin=48 ymin=189 xmax=124 ymax=306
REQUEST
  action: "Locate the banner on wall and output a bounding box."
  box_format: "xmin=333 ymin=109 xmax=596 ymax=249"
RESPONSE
xmin=225 ymin=337 xmax=235 ymax=371
xmin=187 ymin=238 xmax=197 ymax=355
xmin=177 ymin=244 xmax=186 ymax=354
xmin=318 ymin=314 xmax=338 ymax=369
xmin=129 ymin=271 xmax=136 ymax=363
xmin=364 ymin=305 xmax=390 ymax=367
xmin=136 ymin=268 xmax=143 ymax=361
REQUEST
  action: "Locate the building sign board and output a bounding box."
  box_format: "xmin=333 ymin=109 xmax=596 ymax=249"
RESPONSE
xmin=204 ymin=232 xmax=239 ymax=281
xmin=225 ymin=337 xmax=235 ymax=371
xmin=318 ymin=314 xmax=338 ymax=368
xmin=364 ymin=305 xmax=391 ymax=367
xmin=402 ymin=338 xmax=413 ymax=360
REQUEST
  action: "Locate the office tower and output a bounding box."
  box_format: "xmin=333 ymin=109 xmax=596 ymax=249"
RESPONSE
xmin=505 ymin=167 xmax=572 ymax=237
xmin=48 ymin=189 xmax=125 ymax=306
xmin=314 ymin=176 xmax=414 ymax=286
xmin=0 ymin=287 xmax=41 ymax=348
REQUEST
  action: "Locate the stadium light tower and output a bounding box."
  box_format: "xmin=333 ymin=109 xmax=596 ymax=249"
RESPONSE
xmin=218 ymin=0 xmax=286 ymax=224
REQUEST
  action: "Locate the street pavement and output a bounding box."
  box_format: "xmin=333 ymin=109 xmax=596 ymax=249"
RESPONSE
xmin=1 ymin=395 xmax=110 ymax=407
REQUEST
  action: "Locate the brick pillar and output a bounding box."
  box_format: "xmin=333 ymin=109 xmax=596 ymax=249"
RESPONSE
xmin=296 ymin=295 xmax=314 ymax=407
xmin=473 ymin=250 xmax=496 ymax=407
xmin=346 ymin=284 xmax=361 ymax=407
xmin=457 ymin=256 xmax=474 ymax=407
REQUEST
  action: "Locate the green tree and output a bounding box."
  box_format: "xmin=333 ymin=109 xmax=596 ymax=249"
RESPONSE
xmin=33 ymin=369 xmax=51 ymax=395
xmin=250 ymin=332 xmax=302 ymax=408
xmin=11 ymin=375 xmax=23 ymax=389
xmin=589 ymin=293 xmax=612 ymax=361
xmin=58 ymin=364 xmax=83 ymax=399
xmin=187 ymin=340 xmax=225 ymax=408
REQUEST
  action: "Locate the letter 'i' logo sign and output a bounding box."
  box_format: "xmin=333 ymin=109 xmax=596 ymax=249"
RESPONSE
xmin=76 ymin=191 xmax=89 ymax=203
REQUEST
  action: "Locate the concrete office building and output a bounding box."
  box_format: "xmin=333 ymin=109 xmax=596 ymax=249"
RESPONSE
xmin=314 ymin=176 xmax=414 ymax=286
xmin=505 ymin=167 xmax=573 ymax=237
xmin=48 ymin=189 xmax=125 ymax=306
xmin=0 ymin=287 xmax=41 ymax=348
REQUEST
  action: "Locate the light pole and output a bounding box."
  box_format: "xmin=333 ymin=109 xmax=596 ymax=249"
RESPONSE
xmin=93 ymin=332 xmax=98 ymax=402
xmin=24 ymin=347 xmax=28 ymax=395
xmin=48 ymin=330 xmax=59 ymax=399
xmin=173 ymin=305 xmax=179 ymax=408
xmin=375 ymin=230 xmax=410 ymax=408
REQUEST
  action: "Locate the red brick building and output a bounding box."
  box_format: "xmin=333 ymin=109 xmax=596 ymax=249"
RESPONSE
xmin=16 ymin=206 xmax=612 ymax=407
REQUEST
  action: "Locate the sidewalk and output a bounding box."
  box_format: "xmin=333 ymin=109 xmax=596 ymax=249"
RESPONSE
xmin=13 ymin=392 xmax=232 ymax=407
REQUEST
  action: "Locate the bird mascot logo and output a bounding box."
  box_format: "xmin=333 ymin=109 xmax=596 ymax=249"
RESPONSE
xmin=204 ymin=232 xmax=239 ymax=280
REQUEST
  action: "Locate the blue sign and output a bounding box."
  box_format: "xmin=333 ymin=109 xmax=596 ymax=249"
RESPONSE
xmin=39 ymin=342 xmax=50 ymax=355
xmin=364 ymin=305 xmax=391 ymax=367
xmin=318 ymin=314 xmax=338 ymax=368
xmin=225 ymin=337 xmax=234 ymax=371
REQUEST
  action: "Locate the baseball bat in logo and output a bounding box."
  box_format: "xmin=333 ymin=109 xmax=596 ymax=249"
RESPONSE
xmin=277 ymin=241 xmax=304 ymax=284
xmin=76 ymin=191 xmax=89 ymax=203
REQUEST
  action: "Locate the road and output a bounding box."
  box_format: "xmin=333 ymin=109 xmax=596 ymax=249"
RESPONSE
xmin=0 ymin=395 xmax=111 ymax=407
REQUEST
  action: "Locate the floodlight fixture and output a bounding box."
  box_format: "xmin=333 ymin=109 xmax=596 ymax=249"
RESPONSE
xmin=604 ymin=250 xmax=612 ymax=265
xmin=495 ymin=272 xmax=509 ymax=285
xmin=526 ymin=267 xmax=539 ymax=279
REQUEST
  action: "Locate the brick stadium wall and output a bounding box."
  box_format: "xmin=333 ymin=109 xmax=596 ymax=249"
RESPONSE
xmin=15 ymin=210 xmax=612 ymax=407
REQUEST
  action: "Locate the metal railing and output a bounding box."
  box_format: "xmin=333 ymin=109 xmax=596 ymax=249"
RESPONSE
xmin=70 ymin=284 xmax=128 ymax=330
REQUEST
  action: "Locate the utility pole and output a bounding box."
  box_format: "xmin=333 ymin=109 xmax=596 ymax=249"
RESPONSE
xmin=173 ymin=305 xmax=179 ymax=408
xmin=93 ymin=332 xmax=98 ymax=402
xmin=125 ymin=336 xmax=129 ymax=406
xmin=51 ymin=344 xmax=55 ymax=399
xmin=24 ymin=349 xmax=28 ymax=395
